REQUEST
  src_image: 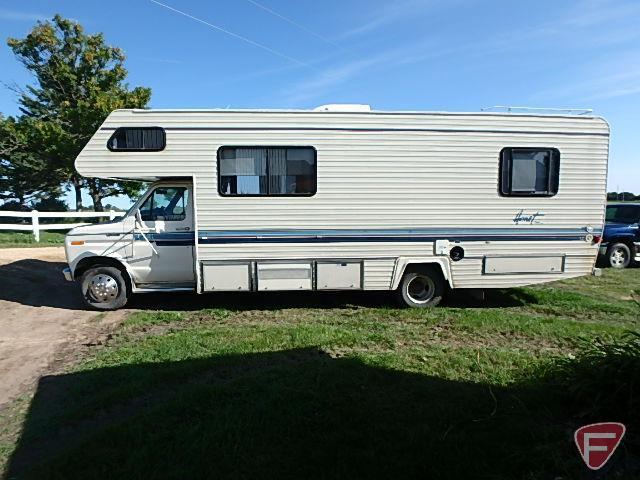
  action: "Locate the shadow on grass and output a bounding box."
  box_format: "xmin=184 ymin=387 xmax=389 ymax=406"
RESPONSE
xmin=6 ymin=348 xmax=637 ymax=479
xmin=127 ymin=289 xmax=394 ymax=311
xmin=126 ymin=288 xmax=537 ymax=312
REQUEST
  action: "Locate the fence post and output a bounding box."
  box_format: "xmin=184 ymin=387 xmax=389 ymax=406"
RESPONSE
xmin=109 ymin=209 xmax=115 ymax=220
xmin=31 ymin=209 xmax=40 ymax=242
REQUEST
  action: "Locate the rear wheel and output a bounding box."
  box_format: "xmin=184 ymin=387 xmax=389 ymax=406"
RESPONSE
xmin=396 ymin=269 xmax=445 ymax=308
xmin=607 ymin=242 xmax=631 ymax=269
xmin=80 ymin=266 xmax=129 ymax=310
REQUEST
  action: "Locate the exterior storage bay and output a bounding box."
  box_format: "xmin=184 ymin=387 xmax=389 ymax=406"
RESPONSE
xmin=75 ymin=109 xmax=609 ymax=292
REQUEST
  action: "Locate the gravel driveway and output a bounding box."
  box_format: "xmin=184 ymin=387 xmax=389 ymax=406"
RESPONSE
xmin=0 ymin=247 xmax=124 ymax=407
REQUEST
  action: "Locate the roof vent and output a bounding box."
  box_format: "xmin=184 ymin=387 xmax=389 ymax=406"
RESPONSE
xmin=313 ymin=104 xmax=371 ymax=112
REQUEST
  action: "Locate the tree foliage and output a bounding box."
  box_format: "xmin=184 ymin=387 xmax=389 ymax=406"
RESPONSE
xmin=607 ymin=192 xmax=639 ymax=201
xmin=0 ymin=114 xmax=62 ymax=205
xmin=1 ymin=15 xmax=151 ymax=210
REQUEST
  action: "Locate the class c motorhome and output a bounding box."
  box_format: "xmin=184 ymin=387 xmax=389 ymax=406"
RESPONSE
xmin=63 ymin=105 xmax=610 ymax=310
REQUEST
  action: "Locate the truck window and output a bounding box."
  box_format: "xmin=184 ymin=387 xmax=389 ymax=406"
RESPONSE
xmin=499 ymin=148 xmax=560 ymax=197
xmin=606 ymin=205 xmax=640 ymax=224
xmin=139 ymin=187 xmax=188 ymax=221
xmin=218 ymin=146 xmax=316 ymax=196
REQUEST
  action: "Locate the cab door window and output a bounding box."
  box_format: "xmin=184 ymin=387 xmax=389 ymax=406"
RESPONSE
xmin=139 ymin=187 xmax=189 ymax=221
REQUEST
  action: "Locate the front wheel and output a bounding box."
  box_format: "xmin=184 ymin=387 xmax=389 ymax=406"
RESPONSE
xmin=607 ymin=243 xmax=631 ymax=269
xmin=396 ymin=270 xmax=445 ymax=308
xmin=80 ymin=266 xmax=129 ymax=310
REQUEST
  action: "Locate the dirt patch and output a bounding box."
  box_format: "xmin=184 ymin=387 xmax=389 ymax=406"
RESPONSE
xmin=0 ymin=248 xmax=125 ymax=409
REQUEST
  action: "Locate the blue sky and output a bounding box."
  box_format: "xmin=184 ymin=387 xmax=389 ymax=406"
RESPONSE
xmin=1 ymin=0 xmax=639 ymax=209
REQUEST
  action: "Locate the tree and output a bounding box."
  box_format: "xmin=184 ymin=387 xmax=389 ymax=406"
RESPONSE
xmin=2 ymin=15 xmax=151 ymax=211
xmin=0 ymin=115 xmax=62 ymax=206
xmin=607 ymin=192 xmax=638 ymax=202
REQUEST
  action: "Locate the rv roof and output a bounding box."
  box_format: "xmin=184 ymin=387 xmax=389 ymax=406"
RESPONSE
xmin=119 ymin=106 xmax=598 ymax=119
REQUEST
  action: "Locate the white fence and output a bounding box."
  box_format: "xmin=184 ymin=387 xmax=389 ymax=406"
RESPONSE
xmin=0 ymin=210 xmax=118 ymax=241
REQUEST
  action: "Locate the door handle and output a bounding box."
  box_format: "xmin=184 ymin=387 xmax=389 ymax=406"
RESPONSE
xmin=175 ymin=227 xmax=191 ymax=231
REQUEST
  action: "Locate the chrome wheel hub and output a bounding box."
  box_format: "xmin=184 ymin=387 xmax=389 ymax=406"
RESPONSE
xmin=88 ymin=274 xmax=119 ymax=303
xmin=406 ymin=275 xmax=435 ymax=304
xmin=611 ymin=248 xmax=627 ymax=267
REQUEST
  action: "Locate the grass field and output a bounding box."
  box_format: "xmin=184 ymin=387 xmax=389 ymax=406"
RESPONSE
xmin=2 ymin=268 xmax=639 ymax=479
xmin=0 ymin=231 xmax=66 ymax=248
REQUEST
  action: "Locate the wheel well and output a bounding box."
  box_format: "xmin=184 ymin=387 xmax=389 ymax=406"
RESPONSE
xmin=607 ymin=238 xmax=634 ymax=252
xmin=74 ymin=257 xmax=132 ymax=294
xmin=401 ymin=263 xmax=447 ymax=284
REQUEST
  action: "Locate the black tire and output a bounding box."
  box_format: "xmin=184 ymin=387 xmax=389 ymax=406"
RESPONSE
xmin=80 ymin=266 xmax=129 ymax=310
xmin=396 ymin=269 xmax=445 ymax=308
xmin=607 ymin=242 xmax=631 ymax=269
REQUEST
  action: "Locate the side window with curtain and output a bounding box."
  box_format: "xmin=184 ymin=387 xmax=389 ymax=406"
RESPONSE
xmin=499 ymin=148 xmax=560 ymax=196
xmin=107 ymin=127 xmax=166 ymax=151
xmin=139 ymin=187 xmax=189 ymax=221
xmin=218 ymin=147 xmax=316 ymax=196
xmin=219 ymin=148 xmax=268 ymax=195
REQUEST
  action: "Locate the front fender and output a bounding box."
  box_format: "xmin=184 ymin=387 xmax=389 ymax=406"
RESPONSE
xmin=69 ymin=251 xmax=135 ymax=285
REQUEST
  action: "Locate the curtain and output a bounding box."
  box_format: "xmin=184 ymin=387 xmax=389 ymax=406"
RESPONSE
xmin=268 ymin=148 xmax=287 ymax=194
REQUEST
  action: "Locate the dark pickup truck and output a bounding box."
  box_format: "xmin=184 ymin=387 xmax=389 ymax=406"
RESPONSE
xmin=601 ymin=203 xmax=640 ymax=268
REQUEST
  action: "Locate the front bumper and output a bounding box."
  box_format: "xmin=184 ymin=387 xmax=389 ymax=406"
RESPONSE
xmin=62 ymin=267 xmax=73 ymax=282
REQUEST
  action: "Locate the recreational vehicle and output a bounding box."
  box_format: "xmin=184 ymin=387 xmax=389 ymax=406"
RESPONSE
xmin=62 ymin=105 xmax=610 ymax=310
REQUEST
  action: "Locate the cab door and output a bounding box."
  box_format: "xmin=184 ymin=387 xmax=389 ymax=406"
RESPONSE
xmin=128 ymin=185 xmax=195 ymax=285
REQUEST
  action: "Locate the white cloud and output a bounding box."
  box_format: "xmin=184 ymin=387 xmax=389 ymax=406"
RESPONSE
xmin=0 ymin=9 xmax=47 ymax=22
xmin=141 ymin=57 xmax=183 ymax=65
xmin=564 ymin=0 xmax=640 ymax=27
xmin=531 ymin=53 xmax=640 ymax=104
xmin=279 ymin=0 xmax=640 ymax=106
xmin=282 ymin=39 xmax=455 ymax=105
xmin=338 ymin=0 xmax=435 ymax=40
xmin=584 ymin=84 xmax=640 ymax=102
xmin=284 ymin=56 xmax=385 ymax=105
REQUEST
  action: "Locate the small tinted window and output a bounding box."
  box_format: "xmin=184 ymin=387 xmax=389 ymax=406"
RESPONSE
xmin=500 ymin=148 xmax=560 ymax=196
xmin=108 ymin=127 xmax=165 ymax=151
xmin=606 ymin=205 xmax=640 ymax=224
xmin=139 ymin=187 xmax=188 ymax=221
xmin=218 ymin=147 xmax=316 ymax=196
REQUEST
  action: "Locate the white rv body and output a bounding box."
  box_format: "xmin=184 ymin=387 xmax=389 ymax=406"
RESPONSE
xmin=64 ymin=106 xmax=609 ymax=307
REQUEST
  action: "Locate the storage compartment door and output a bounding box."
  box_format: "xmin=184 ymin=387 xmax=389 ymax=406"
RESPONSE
xmin=317 ymin=262 xmax=362 ymax=290
xmin=257 ymin=263 xmax=312 ymax=291
xmin=202 ymin=263 xmax=251 ymax=291
xmin=483 ymin=256 xmax=564 ymax=275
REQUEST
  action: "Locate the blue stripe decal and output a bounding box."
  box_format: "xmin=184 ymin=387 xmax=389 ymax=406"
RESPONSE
xmin=134 ymin=232 xmax=195 ymax=246
xmin=198 ymin=235 xmax=586 ymax=244
xmin=197 ymin=228 xmax=595 ymax=244
xmin=133 ymin=228 xmax=597 ymax=246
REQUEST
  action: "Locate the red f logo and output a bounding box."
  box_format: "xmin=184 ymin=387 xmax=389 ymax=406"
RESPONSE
xmin=574 ymin=423 xmax=626 ymax=470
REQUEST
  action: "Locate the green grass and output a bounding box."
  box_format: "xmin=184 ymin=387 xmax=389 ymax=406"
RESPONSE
xmin=0 ymin=231 xmax=66 ymax=248
xmin=1 ymin=268 xmax=639 ymax=479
